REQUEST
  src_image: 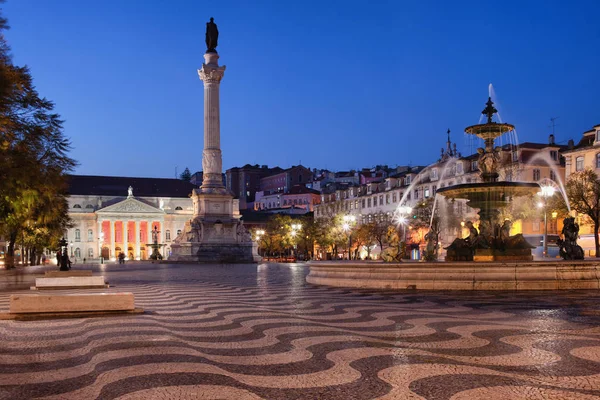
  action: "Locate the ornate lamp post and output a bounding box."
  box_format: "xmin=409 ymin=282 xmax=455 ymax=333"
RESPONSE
xmin=537 ymin=185 xmax=556 ymax=258
xmin=342 ymin=215 xmax=356 ymax=260
xmin=291 ymin=223 xmax=302 ymax=258
xmin=396 ymin=205 xmax=412 ymax=243
xmin=58 ymin=237 xmax=69 ymax=271
xmin=98 ymin=231 xmax=105 ymax=264
xmin=255 ymin=229 xmax=265 ymax=256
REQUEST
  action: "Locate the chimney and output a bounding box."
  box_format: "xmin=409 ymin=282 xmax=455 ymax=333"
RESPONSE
xmin=549 ymin=134 xmax=555 ymax=145
xmin=568 ymin=139 xmax=574 ymax=150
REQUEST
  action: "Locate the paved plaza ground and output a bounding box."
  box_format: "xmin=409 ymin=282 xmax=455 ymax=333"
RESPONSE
xmin=0 ymin=262 xmax=600 ymax=399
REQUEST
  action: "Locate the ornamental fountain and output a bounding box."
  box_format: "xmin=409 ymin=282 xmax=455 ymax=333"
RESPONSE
xmin=438 ymin=97 xmax=539 ymax=262
xmin=306 ymin=95 xmax=593 ymax=290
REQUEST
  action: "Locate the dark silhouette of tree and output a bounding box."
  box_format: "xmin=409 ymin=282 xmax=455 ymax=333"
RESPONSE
xmin=179 ymin=167 xmax=192 ymax=181
xmin=566 ymin=169 xmax=600 ymax=257
xmin=0 ymin=8 xmax=76 ymax=267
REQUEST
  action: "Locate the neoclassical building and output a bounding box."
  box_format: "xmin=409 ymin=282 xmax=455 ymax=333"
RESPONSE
xmin=66 ymin=175 xmax=195 ymax=261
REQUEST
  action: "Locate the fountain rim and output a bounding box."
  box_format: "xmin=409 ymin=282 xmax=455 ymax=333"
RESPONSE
xmin=464 ymin=122 xmax=515 ymax=138
xmin=436 ymin=181 xmax=540 ymax=198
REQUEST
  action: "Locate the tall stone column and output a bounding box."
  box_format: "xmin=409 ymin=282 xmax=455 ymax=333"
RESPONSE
xmin=135 ymin=220 xmax=140 ymax=260
xmin=198 ymin=52 xmax=226 ymax=192
xmin=110 ymin=220 xmax=115 ymax=259
xmin=123 ymin=220 xmax=129 ymax=259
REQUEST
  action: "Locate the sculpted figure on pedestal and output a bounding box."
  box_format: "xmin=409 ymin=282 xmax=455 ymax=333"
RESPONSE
xmin=558 ymin=217 xmax=584 ymax=260
xmin=236 ymin=222 xmax=252 ymax=243
xmin=206 ymin=17 xmax=219 ymax=53
xmin=202 ymin=150 xmax=222 ymax=175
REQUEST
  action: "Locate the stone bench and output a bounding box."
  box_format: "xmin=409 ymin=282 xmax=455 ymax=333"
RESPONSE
xmin=33 ymin=276 xmax=108 ymax=290
xmin=45 ymin=270 xmax=93 ymax=277
xmin=9 ymin=292 xmax=135 ymax=314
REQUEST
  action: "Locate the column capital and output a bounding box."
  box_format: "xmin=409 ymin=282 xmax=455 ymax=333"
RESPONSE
xmin=198 ymin=64 xmax=226 ymax=84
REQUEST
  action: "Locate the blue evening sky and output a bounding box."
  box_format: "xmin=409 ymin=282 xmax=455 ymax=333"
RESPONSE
xmin=3 ymin=0 xmax=600 ymax=177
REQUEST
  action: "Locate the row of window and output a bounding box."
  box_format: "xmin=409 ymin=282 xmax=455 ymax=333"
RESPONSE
xmin=70 ymin=228 xmax=183 ymax=242
xmin=72 ymin=204 xmax=184 ymax=210
xmin=70 ymin=248 xmax=94 ymax=258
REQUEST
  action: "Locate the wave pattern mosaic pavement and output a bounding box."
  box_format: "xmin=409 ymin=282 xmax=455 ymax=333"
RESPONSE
xmin=1 ymin=263 xmax=600 ymax=399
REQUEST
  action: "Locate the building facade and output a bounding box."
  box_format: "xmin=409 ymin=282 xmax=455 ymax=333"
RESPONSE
xmin=66 ymin=175 xmax=195 ymax=261
xmin=255 ymin=185 xmax=321 ymax=212
xmin=259 ymin=165 xmax=313 ymax=194
xmin=226 ymin=164 xmax=282 ymax=210
xmin=561 ymin=124 xmax=600 ymax=250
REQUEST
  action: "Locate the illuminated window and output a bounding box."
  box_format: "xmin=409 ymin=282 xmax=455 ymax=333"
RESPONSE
xmin=533 ymin=169 xmax=540 ymax=181
xmin=88 ymin=248 xmax=93 ymax=257
xmin=75 ymin=229 xmax=81 ymax=242
xmin=576 ymin=157 xmax=584 ymax=171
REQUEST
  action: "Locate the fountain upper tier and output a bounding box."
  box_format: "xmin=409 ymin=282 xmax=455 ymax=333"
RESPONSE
xmin=464 ymin=97 xmax=515 ymax=141
xmin=464 ymin=122 xmax=515 ymax=140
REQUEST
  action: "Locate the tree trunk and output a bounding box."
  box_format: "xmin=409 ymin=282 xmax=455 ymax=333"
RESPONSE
xmin=5 ymin=231 xmax=18 ymax=269
xmin=594 ymin=220 xmax=600 ymax=258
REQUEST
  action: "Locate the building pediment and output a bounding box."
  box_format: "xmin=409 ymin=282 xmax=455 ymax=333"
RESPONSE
xmin=96 ymin=198 xmax=164 ymax=215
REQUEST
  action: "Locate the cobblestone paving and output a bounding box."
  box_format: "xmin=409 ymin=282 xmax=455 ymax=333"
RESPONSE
xmin=1 ymin=263 xmax=600 ymax=399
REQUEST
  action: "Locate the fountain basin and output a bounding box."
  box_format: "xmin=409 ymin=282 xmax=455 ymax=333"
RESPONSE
xmin=436 ymin=181 xmax=540 ymax=206
xmin=464 ymin=122 xmax=515 ymax=140
xmin=306 ymin=261 xmax=600 ymax=290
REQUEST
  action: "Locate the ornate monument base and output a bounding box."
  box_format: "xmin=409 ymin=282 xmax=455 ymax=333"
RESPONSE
xmin=169 ymin=190 xmax=258 ymax=263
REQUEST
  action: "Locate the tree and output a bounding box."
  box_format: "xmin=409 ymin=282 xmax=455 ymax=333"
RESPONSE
xmin=179 ymin=167 xmax=192 ymax=181
xmin=354 ymin=223 xmax=376 ymax=259
xmin=297 ymin=215 xmax=317 ymax=260
xmin=0 ymin=10 xmax=76 ymax=268
xmin=566 ymin=169 xmax=600 ymax=257
xmin=367 ymin=219 xmax=390 ymax=253
xmin=314 ymin=214 xmax=346 ymax=259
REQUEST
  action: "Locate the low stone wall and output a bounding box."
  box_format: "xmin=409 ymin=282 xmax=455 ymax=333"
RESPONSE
xmin=306 ymin=261 xmax=600 ymax=290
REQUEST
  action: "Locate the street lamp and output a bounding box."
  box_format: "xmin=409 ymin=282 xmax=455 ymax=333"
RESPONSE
xmin=343 ymin=215 xmax=356 ymax=260
xmin=537 ymin=185 xmax=556 ymax=257
xmin=396 ymin=205 xmax=412 ymax=243
xmin=255 ymin=229 xmax=265 ymax=256
xmin=98 ymin=231 xmax=105 ymax=263
xmin=291 ymin=223 xmax=302 ymax=258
